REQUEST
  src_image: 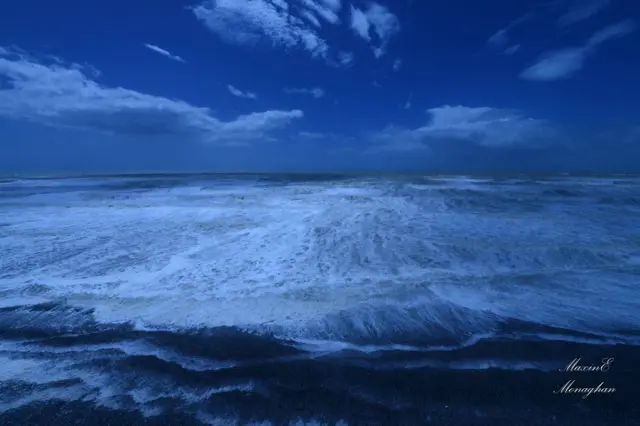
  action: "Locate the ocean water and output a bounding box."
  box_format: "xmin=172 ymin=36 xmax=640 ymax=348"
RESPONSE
xmin=0 ymin=173 xmax=639 ymax=425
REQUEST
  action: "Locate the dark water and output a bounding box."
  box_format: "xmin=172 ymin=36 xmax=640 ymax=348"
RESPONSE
xmin=1 ymin=174 xmax=639 ymax=425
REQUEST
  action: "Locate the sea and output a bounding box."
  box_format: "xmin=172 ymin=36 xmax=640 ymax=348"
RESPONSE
xmin=0 ymin=173 xmax=639 ymax=426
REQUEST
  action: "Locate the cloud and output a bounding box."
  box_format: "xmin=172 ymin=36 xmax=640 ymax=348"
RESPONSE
xmin=557 ymin=0 xmax=611 ymax=27
xmin=337 ymin=51 xmax=354 ymax=66
xmin=350 ymin=5 xmax=371 ymax=41
xmin=520 ymin=48 xmax=587 ymax=81
xmin=227 ymin=84 xmax=258 ymax=99
xmin=371 ymin=105 xmax=555 ymax=151
xmin=0 ymin=47 xmax=302 ymax=144
xmin=520 ymin=20 xmax=636 ymax=81
xmin=298 ymin=130 xmax=344 ymax=140
xmin=404 ymin=94 xmax=412 ymax=110
xmin=298 ymin=131 xmax=327 ymax=139
xmin=487 ymin=27 xmax=509 ymax=50
xmin=393 ymin=59 xmax=402 ymax=71
xmin=486 ymin=14 xmax=529 ymax=54
xmin=284 ymin=87 xmax=325 ymax=98
xmin=502 ymin=44 xmax=521 ymax=55
xmin=349 ymin=2 xmax=400 ymax=58
xmin=588 ymin=19 xmax=636 ymax=45
xmin=191 ymin=0 xmax=342 ymax=59
xmin=143 ymin=43 xmax=185 ymax=63
xmin=299 ymin=0 xmax=341 ymax=25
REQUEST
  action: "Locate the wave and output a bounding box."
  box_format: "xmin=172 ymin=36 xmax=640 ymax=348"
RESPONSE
xmin=2 ymin=175 xmax=640 ymax=424
xmin=2 ymin=301 xmax=640 ymax=424
xmin=2 ymin=300 xmax=638 ymax=355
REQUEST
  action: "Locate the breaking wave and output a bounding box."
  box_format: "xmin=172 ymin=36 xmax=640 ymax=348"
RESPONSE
xmin=1 ymin=174 xmax=639 ymax=425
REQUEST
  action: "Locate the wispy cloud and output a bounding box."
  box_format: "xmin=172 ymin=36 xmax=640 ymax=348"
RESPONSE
xmin=228 ymin=84 xmax=258 ymax=99
xmin=371 ymin=105 xmax=554 ymax=151
xmin=298 ymin=130 xmax=345 ymax=141
xmin=487 ymin=1 xmax=616 ymax=55
xmin=393 ymin=59 xmax=402 ymax=71
xmin=349 ymin=2 xmax=400 ymax=58
xmin=350 ymin=5 xmax=371 ymax=41
xmin=299 ymin=0 xmax=341 ymax=25
xmin=143 ymin=43 xmax=186 ymax=63
xmin=520 ymin=20 xmax=636 ymax=81
xmin=284 ymin=87 xmax=325 ymax=98
xmin=486 ymin=14 xmax=529 ymax=55
xmin=487 ymin=27 xmax=509 ymax=50
xmin=0 ymin=47 xmax=302 ymax=144
xmin=191 ymin=0 xmax=342 ymax=60
xmin=404 ymin=93 xmax=412 ymax=110
xmin=557 ymin=0 xmax=611 ymax=27
xmin=298 ymin=131 xmax=326 ymax=139
xmin=337 ymin=51 xmax=354 ymax=67
xmin=502 ymin=44 xmax=521 ymax=55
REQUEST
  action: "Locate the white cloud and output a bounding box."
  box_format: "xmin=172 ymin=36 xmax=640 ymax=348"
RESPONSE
xmin=520 ymin=20 xmax=636 ymax=81
xmin=588 ymin=19 xmax=636 ymax=45
xmin=404 ymin=93 xmax=412 ymax=110
xmin=284 ymin=87 xmax=325 ymax=98
xmin=393 ymin=59 xmax=402 ymax=71
xmin=301 ymin=10 xmax=322 ymax=28
xmin=299 ymin=0 xmax=341 ymax=25
xmin=337 ymin=51 xmax=354 ymax=66
xmin=502 ymin=44 xmax=521 ymax=55
xmin=486 ymin=14 xmax=529 ymax=54
xmin=350 ymin=5 xmax=371 ymax=41
xmin=298 ymin=131 xmax=326 ymax=139
xmin=191 ymin=0 xmax=343 ymax=60
xmin=298 ymin=130 xmax=343 ymax=140
xmin=558 ymin=0 xmax=611 ymax=27
xmin=520 ymin=47 xmax=587 ymax=81
xmin=350 ymin=2 xmax=400 ymax=58
xmin=227 ymin=84 xmax=258 ymax=99
xmin=0 ymin=47 xmax=302 ymax=144
xmin=371 ymin=105 xmax=554 ymax=151
xmin=487 ymin=27 xmax=509 ymax=50
xmin=143 ymin=43 xmax=185 ymax=63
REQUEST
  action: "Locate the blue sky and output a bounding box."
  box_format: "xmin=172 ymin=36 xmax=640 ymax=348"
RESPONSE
xmin=1 ymin=0 xmax=639 ymax=173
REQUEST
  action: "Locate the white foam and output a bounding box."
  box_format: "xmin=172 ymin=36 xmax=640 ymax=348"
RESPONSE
xmin=292 ymin=332 xmax=495 ymax=354
xmin=0 ymin=344 xmax=256 ymax=414
xmin=0 ymin=339 xmax=235 ymax=372
xmin=2 ymin=176 xmax=639 ymax=419
xmin=1 ymin=177 xmax=639 ymax=338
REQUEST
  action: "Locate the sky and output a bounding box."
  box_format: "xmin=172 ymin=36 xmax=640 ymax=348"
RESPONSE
xmin=0 ymin=0 xmax=639 ymax=174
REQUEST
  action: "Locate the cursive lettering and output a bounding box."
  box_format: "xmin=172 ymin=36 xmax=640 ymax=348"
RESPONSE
xmin=559 ymin=357 xmax=614 ymax=372
xmin=554 ymin=380 xmax=616 ymax=399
